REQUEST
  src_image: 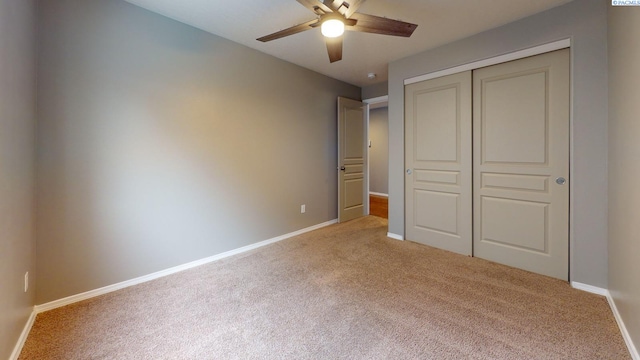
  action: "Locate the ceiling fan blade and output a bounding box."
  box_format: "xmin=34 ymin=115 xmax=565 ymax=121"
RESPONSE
xmin=344 ymin=0 xmax=365 ymax=18
xmin=325 ymin=36 xmax=343 ymax=63
xmin=297 ymin=0 xmax=333 ymax=15
xmin=257 ymin=19 xmax=319 ymax=42
xmin=347 ymin=13 xmax=417 ymax=37
xmin=323 ymin=0 xmax=343 ymax=13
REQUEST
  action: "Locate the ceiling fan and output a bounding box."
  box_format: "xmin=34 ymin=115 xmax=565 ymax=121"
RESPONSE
xmin=257 ymin=0 xmax=418 ymax=63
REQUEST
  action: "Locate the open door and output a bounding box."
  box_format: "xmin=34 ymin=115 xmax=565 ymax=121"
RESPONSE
xmin=338 ymin=97 xmax=367 ymax=222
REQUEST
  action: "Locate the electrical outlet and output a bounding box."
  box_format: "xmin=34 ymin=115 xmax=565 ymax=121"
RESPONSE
xmin=24 ymin=272 xmax=29 ymax=292
xmin=301 ymin=204 xmax=306 ymax=214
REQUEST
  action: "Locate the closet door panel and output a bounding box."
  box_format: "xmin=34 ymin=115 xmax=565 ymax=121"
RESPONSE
xmin=473 ymin=49 xmax=570 ymax=280
xmin=405 ymin=71 xmax=472 ymax=256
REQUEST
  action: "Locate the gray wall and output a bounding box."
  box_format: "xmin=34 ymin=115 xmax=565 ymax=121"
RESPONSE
xmin=362 ymin=81 xmax=388 ymax=100
xmin=369 ymin=107 xmax=389 ymax=195
xmin=0 ymin=0 xmax=37 ymax=357
xmin=36 ymin=0 xmax=360 ymax=304
xmin=389 ymin=0 xmax=608 ymax=287
xmin=608 ymin=5 xmax=640 ymax=353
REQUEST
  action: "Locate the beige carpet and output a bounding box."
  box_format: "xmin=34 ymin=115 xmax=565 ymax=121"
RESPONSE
xmin=20 ymin=216 xmax=629 ymax=359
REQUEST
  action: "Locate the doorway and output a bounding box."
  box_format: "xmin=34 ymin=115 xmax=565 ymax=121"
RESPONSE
xmin=365 ymin=96 xmax=389 ymax=219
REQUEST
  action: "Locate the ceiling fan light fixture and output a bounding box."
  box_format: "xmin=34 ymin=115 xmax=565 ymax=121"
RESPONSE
xmin=257 ymin=0 xmax=419 ymax=64
xmin=321 ymin=19 xmax=345 ymax=38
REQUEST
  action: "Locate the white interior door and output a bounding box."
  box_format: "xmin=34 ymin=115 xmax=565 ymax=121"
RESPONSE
xmin=405 ymin=71 xmax=472 ymax=255
xmin=473 ymin=49 xmax=570 ymax=280
xmin=338 ymin=97 xmax=366 ymax=223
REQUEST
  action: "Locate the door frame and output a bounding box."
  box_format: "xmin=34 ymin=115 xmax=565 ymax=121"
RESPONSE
xmin=402 ymin=38 xmax=574 ymax=280
xmin=404 ymin=39 xmax=570 ymax=85
xmin=363 ymin=95 xmax=389 ymax=216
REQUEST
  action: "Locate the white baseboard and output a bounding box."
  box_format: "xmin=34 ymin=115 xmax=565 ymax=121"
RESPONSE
xmin=369 ymin=192 xmax=388 ymax=198
xmin=572 ymin=282 xmax=639 ymax=359
xmin=34 ymin=219 xmax=337 ymax=314
xmin=607 ymin=292 xmax=640 ymax=360
xmin=387 ymin=232 xmax=403 ymax=241
xmin=9 ymin=309 xmax=36 ymax=360
xmin=571 ymin=281 xmax=608 ymax=296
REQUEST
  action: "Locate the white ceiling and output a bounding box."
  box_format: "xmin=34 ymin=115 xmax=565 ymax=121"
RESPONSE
xmin=123 ymin=0 xmax=573 ymax=87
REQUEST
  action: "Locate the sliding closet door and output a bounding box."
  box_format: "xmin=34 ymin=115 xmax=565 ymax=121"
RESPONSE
xmin=473 ymin=49 xmax=570 ymax=280
xmin=405 ymin=71 xmax=472 ymax=256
